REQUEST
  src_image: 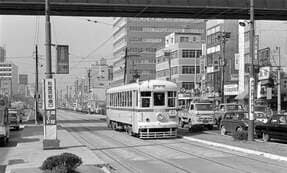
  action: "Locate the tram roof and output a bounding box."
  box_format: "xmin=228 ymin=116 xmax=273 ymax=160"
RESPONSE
xmin=107 ymin=80 xmax=178 ymax=93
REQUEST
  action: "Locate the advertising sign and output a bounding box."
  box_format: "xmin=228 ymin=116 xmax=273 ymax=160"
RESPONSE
xmin=44 ymin=79 xmax=56 ymax=110
xmin=258 ymin=47 xmax=271 ymax=66
xmin=249 ymin=78 xmax=255 ymax=120
xmin=56 ymin=45 xmax=69 ymax=74
xmin=19 ymin=74 xmax=28 ymax=85
xmin=258 ymin=66 xmax=271 ymax=80
xmin=224 ymin=84 xmax=239 ymax=96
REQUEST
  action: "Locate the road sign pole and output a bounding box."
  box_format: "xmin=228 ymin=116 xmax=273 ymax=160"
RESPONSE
xmin=43 ymin=0 xmax=59 ymax=149
xmin=248 ymin=0 xmax=255 ymax=141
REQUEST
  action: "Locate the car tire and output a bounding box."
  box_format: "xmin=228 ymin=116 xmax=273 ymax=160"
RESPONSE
xmin=179 ymin=118 xmax=185 ymax=128
xmin=220 ymin=126 xmax=227 ymax=135
xmin=263 ymin=132 xmax=270 ymax=142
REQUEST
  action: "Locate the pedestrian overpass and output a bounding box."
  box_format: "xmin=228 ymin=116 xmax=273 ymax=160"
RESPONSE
xmin=0 ymin=0 xmax=287 ymax=20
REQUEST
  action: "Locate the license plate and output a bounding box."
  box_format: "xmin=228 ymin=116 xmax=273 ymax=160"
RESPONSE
xmin=203 ymin=120 xmax=208 ymax=123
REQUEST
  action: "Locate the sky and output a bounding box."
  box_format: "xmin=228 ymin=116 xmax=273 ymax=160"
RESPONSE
xmin=0 ymin=15 xmax=114 ymax=90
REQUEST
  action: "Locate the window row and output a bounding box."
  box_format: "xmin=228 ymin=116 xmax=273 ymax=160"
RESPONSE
xmin=141 ymin=91 xmax=176 ymax=108
xmin=128 ymin=47 xmax=157 ymax=53
xmin=182 ymin=66 xmax=201 ymax=74
xmin=108 ymin=91 xmax=134 ymax=107
xmin=182 ymin=50 xmax=202 ymax=58
xmin=0 ymin=69 xmax=12 ymax=71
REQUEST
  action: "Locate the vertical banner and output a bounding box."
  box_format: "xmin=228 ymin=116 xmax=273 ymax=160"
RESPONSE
xmin=56 ymin=45 xmax=69 ymax=74
xmin=43 ymin=79 xmax=57 ymax=140
xmin=249 ymin=78 xmax=255 ymax=120
xmin=267 ymin=87 xmax=272 ymax=100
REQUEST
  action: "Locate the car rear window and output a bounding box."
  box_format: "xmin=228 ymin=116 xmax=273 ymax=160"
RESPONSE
xmin=226 ymin=105 xmax=243 ymax=111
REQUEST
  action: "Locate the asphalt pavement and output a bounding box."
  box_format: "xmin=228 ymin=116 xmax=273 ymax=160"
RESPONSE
xmin=56 ymin=110 xmax=287 ymax=173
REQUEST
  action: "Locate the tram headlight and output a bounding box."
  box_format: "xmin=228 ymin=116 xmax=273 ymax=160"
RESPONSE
xmin=146 ymin=118 xmax=150 ymax=122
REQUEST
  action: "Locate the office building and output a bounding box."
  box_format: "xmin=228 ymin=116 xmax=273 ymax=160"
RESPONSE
xmin=0 ymin=47 xmax=6 ymax=62
xmin=112 ymin=17 xmax=205 ymax=87
xmin=0 ymin=62 xmax=18 ymax=98
xmin=205 ymin=20 xmax=239 ymax=101
xmin=156 ymin=32 xmax=204 ymax=91
xmin=89 ymin=58 xmax=111 ymax=89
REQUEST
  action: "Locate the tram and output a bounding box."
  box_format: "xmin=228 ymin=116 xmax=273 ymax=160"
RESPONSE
xmin=106 ymin=80 xmax=178 ymax=139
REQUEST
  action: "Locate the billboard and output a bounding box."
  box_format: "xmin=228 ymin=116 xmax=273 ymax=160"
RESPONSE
xmin=258 ymin=47 xmax=271 ymax=66
xmin=56 ymin=45 xmax=69 ymax=74
xmin=224 ymin=84 xmax=239 ymax=96
xmin=258 ymin=66 xmax=271 ymax=80
xmin=19 ymin=74 xmax=28 ymax=85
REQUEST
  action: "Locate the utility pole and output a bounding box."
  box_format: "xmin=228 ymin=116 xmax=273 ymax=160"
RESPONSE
xmin=123 ymin=48 xmax=128 ymax=84
xmin=45 ymin=0 xmax=52 ymax=79
xmin=219 ymin=31 xmax=230 ymax=104
xmin=88 ymin=69 xmax=91 ymax=92
xmin=34 ymin=45 xmax=39 ymax=125
xmin=277 ymin=46 xmax=281 ymax=113
xmin=248 ymin=0 xmax=255 ymax=141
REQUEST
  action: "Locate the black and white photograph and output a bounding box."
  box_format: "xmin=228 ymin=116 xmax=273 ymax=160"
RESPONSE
xmin=1 ymin=1 xmax=287 ymax=173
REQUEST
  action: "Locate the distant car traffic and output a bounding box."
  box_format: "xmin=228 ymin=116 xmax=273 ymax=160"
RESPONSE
xmin=255 ymin=114 xmax=287 ymax=142
xmin=220 ymin=111 xmax=248 ymax=135
xmin=8 ymin=109 xmax=21 ymax=130
xmin=214 ymin=103 xmax=246 ymax=127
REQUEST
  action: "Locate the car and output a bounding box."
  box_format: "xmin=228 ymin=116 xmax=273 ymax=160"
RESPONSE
xmin=8 ymin=109 xmax=21 ymax=130
xmin=214 ymin=103 xmax=246 ymax=127
xmin=254 ymin=105 xmax=272 ymax=124
xmin=255 ymin=114 xmax=287 ymax=142
xmin=220 ymin=112 xmax=248 ymax=135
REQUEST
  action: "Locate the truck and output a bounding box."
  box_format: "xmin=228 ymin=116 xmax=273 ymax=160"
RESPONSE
xmin=178 ymin=101 xmax=215 ymax=131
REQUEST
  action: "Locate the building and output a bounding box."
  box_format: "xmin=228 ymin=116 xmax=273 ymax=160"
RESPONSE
xmin=156 ymin=32 xmax=204 ymax=91
xmin=205 ymin=20 xmax=239 ymax=101
xmin=0 ymin=62 xmax=18 ymax=98
xmin=238 ymin=21 xmax=287 ymax=107
xmin=0 ymin=47 xmax=6 ymax=62
xmin=112 ymin=17 xmax=205 ymax=87
xmin=88 ymin=58 xmax=111 ymax=89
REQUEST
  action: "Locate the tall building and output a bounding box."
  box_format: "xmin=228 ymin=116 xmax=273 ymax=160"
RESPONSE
xmin=205 ymin=20 xmax=239 ymax=101
xmin=0 ymin=62 xmax=18 ymax=98
xmin=112 ymin=17 xmax=205 ymax=87
xmin=0 ymin=47 xmax=6 ymax=62
xmin=156 ymin=32 xmax=204 ymax=91
xmin=89 ymin=58 xmax=112 ymax=89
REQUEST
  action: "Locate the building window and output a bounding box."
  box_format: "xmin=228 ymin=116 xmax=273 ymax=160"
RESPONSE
xmin=182 ymin=82 xmax=194 ymax=90
xmin=182 ymin=66 xmax=200 ymax=74
xmin=180 ymin=37 xmax=189 ymax=42
xmin=182 ymin=50 xmax=196 ymax=58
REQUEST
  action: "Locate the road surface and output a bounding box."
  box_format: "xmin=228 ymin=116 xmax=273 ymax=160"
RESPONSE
xmin=57 ymin=110 xmax=287 ymax=173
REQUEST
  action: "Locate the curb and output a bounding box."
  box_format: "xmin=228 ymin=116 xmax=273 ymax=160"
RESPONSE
xmin=183 ymin=136 xmax=287 ymax=162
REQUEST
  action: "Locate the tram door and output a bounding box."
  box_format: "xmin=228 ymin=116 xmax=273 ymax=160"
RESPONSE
xmin=131 ymin=91 xmax=138 ymax=131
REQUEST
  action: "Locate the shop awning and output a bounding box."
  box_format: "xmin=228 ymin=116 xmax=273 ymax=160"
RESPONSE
xmin=235 ymin=90 xmax=248 ymax=100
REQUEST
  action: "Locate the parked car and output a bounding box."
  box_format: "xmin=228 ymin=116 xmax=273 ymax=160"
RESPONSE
xmin=220 ymin=112 xmax=248 ymax=135
xmin=8 ymin=109 xmax=21 ymax=130
xmin=215 ymin=103 xmax=245 ymax=127
xmin=255 ymin=114 xmax=287 ymax=142
xmin=254 ymin=105 xmax=272 ymax=124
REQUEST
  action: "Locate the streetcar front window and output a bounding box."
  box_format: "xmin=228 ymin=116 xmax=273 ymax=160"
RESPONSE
xmin=141 ymin=92 xmax=151 ymax=108
xmin=168 ymin=91 xmax=176 ymax=107
xmin=0 ymin=110 xmax=3 ymax=124
xmin=154 ymin=92 xmax=165 ymax=106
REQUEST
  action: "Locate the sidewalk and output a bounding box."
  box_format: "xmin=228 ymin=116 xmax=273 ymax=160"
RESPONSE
xmin=181 ymin=129 xmax=287 ymax=161
xmin=4 ymin=125 xmax=107 ymax=173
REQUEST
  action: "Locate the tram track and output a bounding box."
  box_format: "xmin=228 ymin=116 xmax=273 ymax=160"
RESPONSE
xmin=58 ymin=111 xmax=287 ymax=173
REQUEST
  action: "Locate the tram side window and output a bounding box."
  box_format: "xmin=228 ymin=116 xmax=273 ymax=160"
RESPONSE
xmin=154 ymin=92 xmax=165 ymax=106
xmin=141 ymin=92 xmax=151 ymax=107
xmin=135 ymin=91 xmax=138 ymax=107
xmin=168 ymin=91 xmax=176 ymax=107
